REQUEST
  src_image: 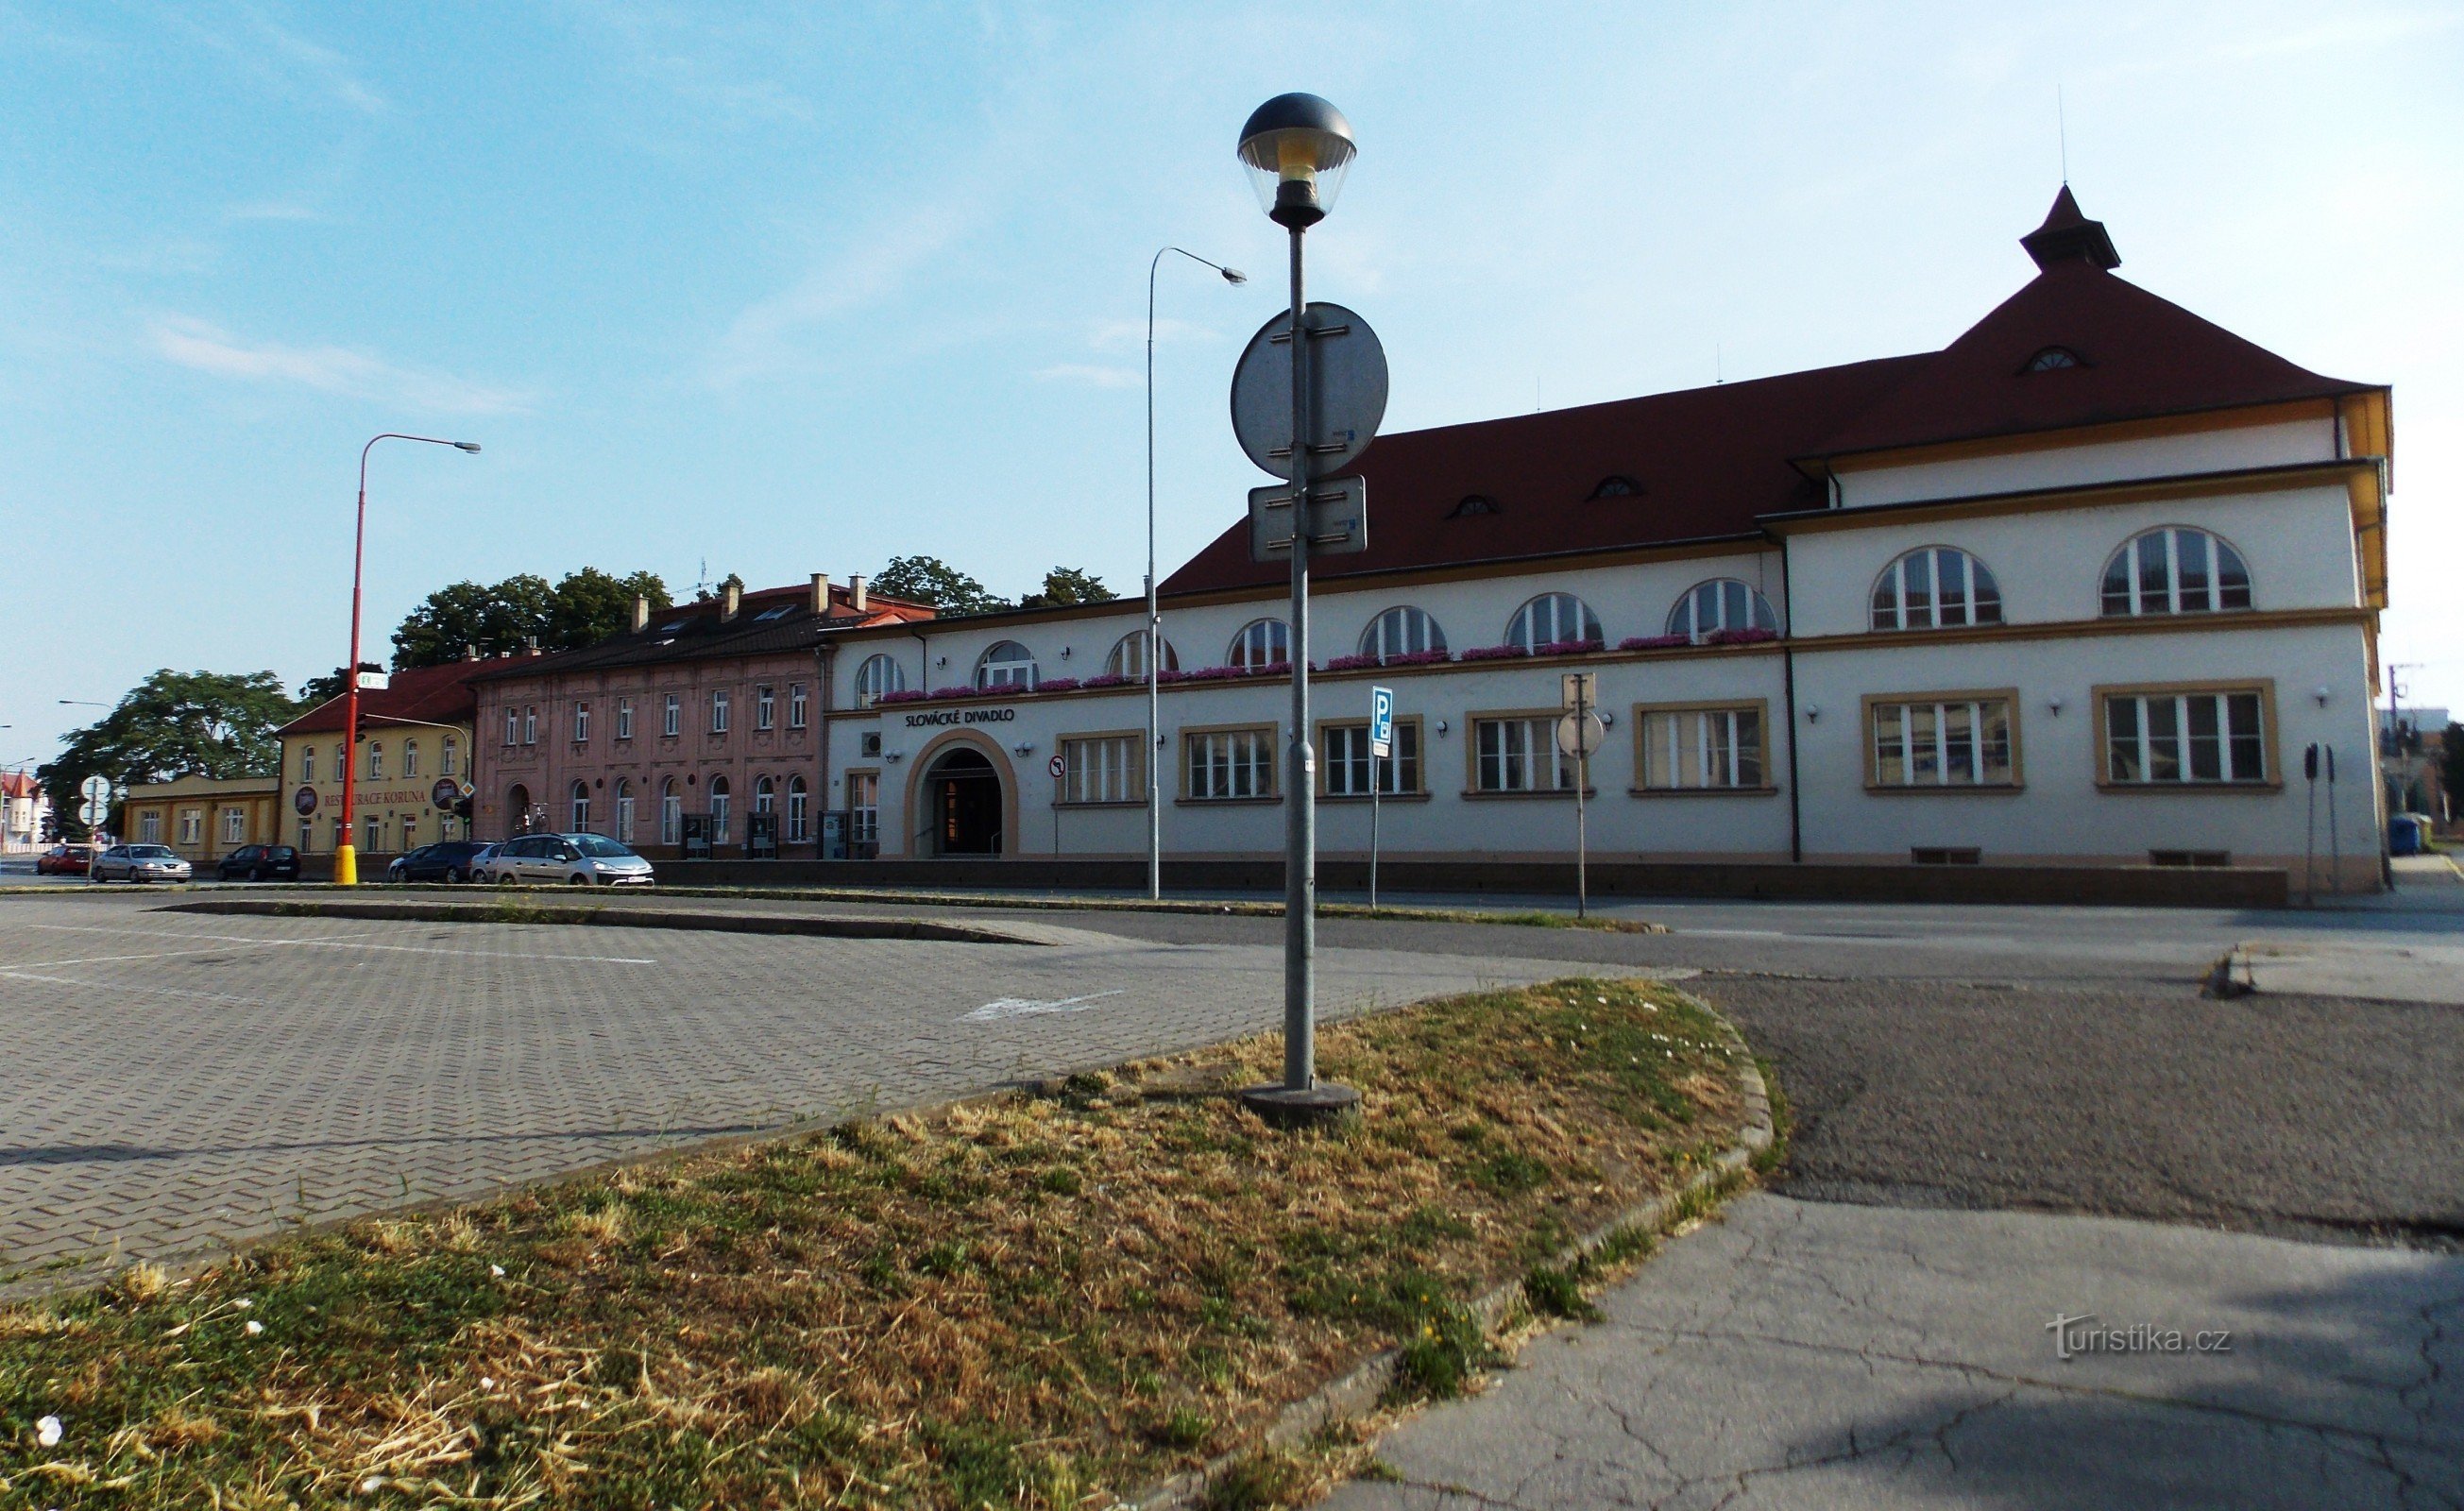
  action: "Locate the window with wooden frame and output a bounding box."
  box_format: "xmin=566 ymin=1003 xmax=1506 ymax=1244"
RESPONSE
xmin=788 ymin=683 xmax=808 ymax=729
xmin=756 ymin=685 xmax=776 ymax=731
xmin=1060 ymin=731 xmax=1146 ymax=806
xmin=2099 ymin=527 xmax=2252 ymax=617
xmin=2096 ymin=682 xmax=2273 ymax=788
xmin=615 ymin=699 xmax=633 ymax=741
xmin=1864 ymin=690 xmax=2019 ymax=789
xmin=1634 ymin=702 xmax=1769 ymax=791
xmin=662 ymin=693 xmax=681 ymax=737
xmin=1870 ymin=547 xmax=2003 ymax=631
xmin=847 ymin=771 xmax=880 ymax=847
xmin=1470 ymin=713 xmax=1577 ymax=793
xmin=1321 ymin=718 xmax=1422 ymax=797
xmin=1183 ymin=725 xmax=1277 ymax=801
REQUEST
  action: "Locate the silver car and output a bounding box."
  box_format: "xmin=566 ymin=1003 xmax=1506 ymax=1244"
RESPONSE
xmin=474 ymin=833 xmax=654 ymax=887
xmin=89 ymin=843 xmax=194 ymax=884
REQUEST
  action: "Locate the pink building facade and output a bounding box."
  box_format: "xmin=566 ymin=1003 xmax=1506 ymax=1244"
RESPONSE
xmin=468 ymin=575 xmax=931 ymax=857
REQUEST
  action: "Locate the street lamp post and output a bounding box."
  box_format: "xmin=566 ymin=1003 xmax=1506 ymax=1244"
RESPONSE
xmin=1235 ymin=93 xmax=1360 ymax=1122
xmin=335 ymin=433 xmax=480 ymax=886
xmin=1147 ymin=247 xmax=1248 ymax=901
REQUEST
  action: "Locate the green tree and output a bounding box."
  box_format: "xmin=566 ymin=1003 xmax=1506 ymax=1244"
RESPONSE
xmin=1019 ymin=567 xmax=1117 ymax=610
xmin=391 ymin=579 xmax=545 ymax=667
xmin=872 ymin=555 xmax=1011 ymax=616
xmin=39 ymin=671 xmax=297 ymax=839
xmin=2439 ymin=723 xmax=2462 ymax=815
xmin=549 ymin=568 xmax=671 ymax=650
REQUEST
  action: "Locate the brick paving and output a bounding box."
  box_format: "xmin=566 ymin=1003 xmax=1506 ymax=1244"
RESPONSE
xmin=0 ymin=893 xmax=1591 ymax=1289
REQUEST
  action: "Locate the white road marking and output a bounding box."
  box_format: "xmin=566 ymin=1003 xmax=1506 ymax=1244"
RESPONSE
xmin=0 ymin=969 xmax=274 ymax=1006
xmin=13 ymin=922 xmax=652 ymax=966
xmin=960 ymin=990 xmax=1125 ymax=1023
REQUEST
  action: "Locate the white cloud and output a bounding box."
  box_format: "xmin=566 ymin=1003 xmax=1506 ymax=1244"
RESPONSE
xmin=708 ymin=202 xmax=975 ymax=386
xmin=1088 ymin=315 xmax=1225 ymax=352
xmin=149 ymin=316 xmax=533 ymax=415
xmin=1033 ymin=364 xmax=1141 ymax=389
xmin=171 ymin=6 xmax=384 ymax=116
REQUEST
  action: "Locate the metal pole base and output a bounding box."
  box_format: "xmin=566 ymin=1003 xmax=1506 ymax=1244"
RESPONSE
xmin=1237 ymin=1080 xmax=1363 ymax=1128
xmin=333 ymin=842 xmax=360 ymax=887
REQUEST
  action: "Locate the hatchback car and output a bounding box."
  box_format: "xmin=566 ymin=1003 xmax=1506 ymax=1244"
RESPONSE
xmin=215 ymin=843 xmax=301 ymax=882
xmin=475 ymin=833 xmax=654 ymax=887
xmin=89 ymin=843 xmax=194 ymax=884
xmin=386 ymin=840 xmax=493 ymax=884
xmin=36 ymin=843 xmax=93 ymax=875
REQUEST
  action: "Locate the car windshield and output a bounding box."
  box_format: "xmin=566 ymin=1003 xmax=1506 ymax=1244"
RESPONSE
xmin=128 ymin=846 xmax=177 ymax=858
xmin=573 ymin=837 xmax=636 ymax=858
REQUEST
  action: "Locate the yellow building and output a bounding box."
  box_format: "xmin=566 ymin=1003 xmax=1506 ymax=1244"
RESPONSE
xmin=119 ymin=774 xmax=282 ymax=868
xmin=275 ymin=660 xmax=488 ymax=858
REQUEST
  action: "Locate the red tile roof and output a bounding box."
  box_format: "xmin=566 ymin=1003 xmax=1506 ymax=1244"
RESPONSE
xmin=0 ymin=771 xmax=38 ymax=800
xmin=280 ymin=659 xmax=495 ymax=737
xmin=1162 ymin=189 xmax=2379 ymax=598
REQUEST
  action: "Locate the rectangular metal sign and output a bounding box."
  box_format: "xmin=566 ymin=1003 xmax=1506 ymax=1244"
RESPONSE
xmin=1561 ymin=671 xmax=1597 ymax=711
xmin=1369 ymin=685 xmax=1395 ymax=758
xmin=1249 ymin=475 xmax=1368 ymax=563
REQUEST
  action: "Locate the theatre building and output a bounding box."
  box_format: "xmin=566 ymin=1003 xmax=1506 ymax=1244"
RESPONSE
xmin=484 ymin=190 xmax=2397 ymax=901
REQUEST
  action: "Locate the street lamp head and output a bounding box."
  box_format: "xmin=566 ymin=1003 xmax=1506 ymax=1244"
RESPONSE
xmin=1222 ymin=266 xmax=1249 ymax=285
xmin=452 ymin=441 xmax=483 ymax=453
xmin=1238 ymin=93 xmax=1355 ymax=229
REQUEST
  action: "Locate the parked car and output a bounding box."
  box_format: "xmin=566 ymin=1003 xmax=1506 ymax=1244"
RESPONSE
xmin=89 ymin=843 xmax=194 ymax=884
xmin=214 ymin=843 xmax=302 ymax=882
xmin=36 ymin=843 xmax=93 ymax=875
xmin=386 ymin=840 xmax=494 ymax=884
xmin=474 ymin=833 xmax=654 ymax=887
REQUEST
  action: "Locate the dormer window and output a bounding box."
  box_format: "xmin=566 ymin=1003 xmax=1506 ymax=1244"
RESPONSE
xmin=1588 ymin=475 xmax=1641 ymax=499
xmin=2023 ymin=346 xmax=2082 ymax=372
xmin=754 ymin=605 xmax=791 ymax=621
xmin=1449 ymin=494 xmax=1501 ymax=518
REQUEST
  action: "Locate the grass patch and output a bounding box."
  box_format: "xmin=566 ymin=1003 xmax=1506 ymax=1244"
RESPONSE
xmin=0 ymin=978 xmax=1741 ymax=1509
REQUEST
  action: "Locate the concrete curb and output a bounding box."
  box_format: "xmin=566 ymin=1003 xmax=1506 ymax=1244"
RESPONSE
xmin=158 ymin=896 xmax=1046 ymax=946
xmin=1122 ymin=990 xmax=1776 ymax=1511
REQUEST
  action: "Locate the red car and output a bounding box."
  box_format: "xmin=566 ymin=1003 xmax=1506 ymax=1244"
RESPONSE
xmin=36 ymin=843 xmax=94 ymax=875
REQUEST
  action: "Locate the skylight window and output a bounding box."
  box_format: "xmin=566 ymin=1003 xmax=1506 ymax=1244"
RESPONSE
xmin=656 ymin=620 xmax=688 ymax=634
xmin=1450 ymin=494 xmax=1501 ymax=518
xmin=2023 ymin=347 xmax=2082 ymax=372
xmin=754 ymin=605 xmax=791 ymax=621
xmin=1589 ymin=475 xmax=1641 ymax=499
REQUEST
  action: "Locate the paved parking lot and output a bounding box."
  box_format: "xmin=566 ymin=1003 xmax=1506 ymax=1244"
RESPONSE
xmin=0 ymin=892 xmax=1594 ymax=1288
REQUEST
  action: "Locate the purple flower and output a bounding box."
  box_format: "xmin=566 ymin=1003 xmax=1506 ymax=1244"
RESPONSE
xmin=1035 ymin=676 xmax=1081 ymax=693
xmin=1459 ymin=643 xmax=1531 ymax=662
xmin=1706 ymin=626 xmax=1780 ymax=645
xmin=1619 ymin=634 xmax=1691 ymax=652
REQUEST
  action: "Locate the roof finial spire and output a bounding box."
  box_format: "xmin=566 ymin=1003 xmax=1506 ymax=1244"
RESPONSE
xmin=2021 ymin=184 xmax=2119 ymax=272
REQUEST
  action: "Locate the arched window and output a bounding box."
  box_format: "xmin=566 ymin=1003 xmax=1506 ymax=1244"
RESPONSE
xmin=569 ymin=780 xmax=590 ymax=833
xmin=615 ymin=778 xmax=635 ymax=844
xmin=658 ymin=778 xmax=681 ymax=845
xmin=1589 ymin=475 xmax=1641 ymax=500
xmin=1872 ymin=548 xmax=2004 ymax=631
xmin=1449 ymin=494 xmax=1502 ymax=518
xmin=1506 ymin=593 xmax=1603 ymax=652
xmin=754 ymin=775 xmax=775 ymax=814
xmin=708 ymin=775 xmax=731 ymax=841
xmin=300 ymin=745 xmax=315 ymax=782
xmin=1667 ymin=579 xmax=1777 ymax=642
xmin=1360 ymin=606 xmax=1447 ymax=663
xmin=1228 ymin=619 xmax=1290 ymax=670
xmin=787 ymin=775 xmax=808 ymax=842
xmin=1106 ymin=632 xmax=1180 ymax=680
xmin=402 ymin=739 xmax=420 ymax=778
xmin=2024 ymin=346 xmax=2082 ymax=372
xmin=2101 ymin=527 xmax=2252 ymax=616
xmin=854 ymin=654 xmax=907 ymax=708
xmin=976 ymin=640 xmax=1037 ymax=689
xmin=367 ymin=741 xmax=384 ymax=780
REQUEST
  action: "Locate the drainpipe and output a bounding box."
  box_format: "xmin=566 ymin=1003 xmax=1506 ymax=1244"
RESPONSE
xmin=1780 ymin=535 xmax=1803 ymax=864
xmin=815 ymin=640 xmax=834 ymax=859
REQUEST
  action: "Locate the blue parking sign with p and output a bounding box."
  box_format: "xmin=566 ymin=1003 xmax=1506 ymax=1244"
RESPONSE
xmin=1369 ymin=686 xmax=1395 ymax=757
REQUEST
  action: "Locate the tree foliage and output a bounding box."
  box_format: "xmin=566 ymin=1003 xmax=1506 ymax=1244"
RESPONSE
xmin=392 ymin=569 xmax=671 ymax=667
xmin=38 ymin=671 xmax=297 ymax=839
xmin=1019 ymin=567 xmax=1117 ymax=610
xmin=872 ymin=555 xmax=1012 ymax=616
xmin=2441 ymin=723 xmax=2463 ymax=816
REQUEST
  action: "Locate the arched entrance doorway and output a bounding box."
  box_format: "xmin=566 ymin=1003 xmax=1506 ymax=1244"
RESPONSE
xmin=505 ymin=783 xmax=532 ymax=837
xmin=924 ymin=746 xmax=1004 ymax=855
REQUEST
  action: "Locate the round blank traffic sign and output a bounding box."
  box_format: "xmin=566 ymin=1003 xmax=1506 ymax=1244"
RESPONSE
xmin=1556 ymin=712 xmax=1606 ymax=759
xmin=1230 ymin=302 xmax=1388 ymax=479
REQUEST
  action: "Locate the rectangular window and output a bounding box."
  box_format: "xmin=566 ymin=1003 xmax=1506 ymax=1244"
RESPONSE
xmin=363 ymin=816 xmax=381 ymax=853
xmin=442 ymin=738 xmax=457 ymax=776
xmin=1323 ymin=721 xmax=1420 ymax=796
xmin=2103 ymin=688 xmax=2268 ymax=785
xmin=1868 ymin=695 xmax=2015 ymax=788
xmin=573 ymin=702 xmax=590 ymax=742
xmin=522 ymin=707 xmax=537 ymax=745
xmin=223 ymin=808 xmax=246 ymax=844
xmin=1184 ymin=727 xmax=1276 ymax=801
xmin=711 ymin=688 xmax=731 ymax=734
xmin=368 ymin=744 xmax=384 ymax=780
xmin=503 ymin=708 xmax=518 ymax=746
xmin=178 ymin=809 xmax=201 ymax=844
xmin=849 ymin=772 xmax=879 ymax=847
xmin=298 ymin=818 xmax=314 ymax=850
xmin=141 ymin=812 xmax=161 ymax=843
xmin=756 ymin=685 xmax=775 ymax=731
xmin=1062 ymin=734 xmax=1143 ymax=804
xmin=1472 ymin=717 xmax=1575 ymax=792
xmin=616 ymin=698 xmax=634 ymax=740
xmin=788 ymin=683 xmax=808 ymax=729
xmin=301 ymin=746 xmax=316 ymax=781
xmin=403 ymin=741 xmax=420 ymax=778
xmin=663 ymin=693 xmax=681 ymax=737
xmin=1639 ymin=705 xmax=1766 ymax=790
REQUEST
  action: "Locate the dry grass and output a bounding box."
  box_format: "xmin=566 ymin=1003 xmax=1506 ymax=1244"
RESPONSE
xmin=0 ymin=978 xmax=1743 ymax=1509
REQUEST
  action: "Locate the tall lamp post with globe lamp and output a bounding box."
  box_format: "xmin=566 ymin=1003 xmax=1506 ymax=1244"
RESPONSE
xmin=1146 ymin=246 xmax=1247 ymax=900
xmin=334 ymin=433 xmax=481 ymax=886
xmin=1234 ymin=93 xmax=1363 ymax=1123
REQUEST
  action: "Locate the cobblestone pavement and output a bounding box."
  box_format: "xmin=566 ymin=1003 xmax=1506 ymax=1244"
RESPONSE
xmin=0 ymin=892 xmax=1602 ymax=1288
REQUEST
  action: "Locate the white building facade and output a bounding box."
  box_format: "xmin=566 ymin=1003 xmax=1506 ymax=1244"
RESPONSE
xmin=815 ymin=192 xmax=2394 ymax=894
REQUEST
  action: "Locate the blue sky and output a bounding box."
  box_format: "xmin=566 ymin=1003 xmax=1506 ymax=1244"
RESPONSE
xmin=4 ymin=1 xmax=2459 ymax=771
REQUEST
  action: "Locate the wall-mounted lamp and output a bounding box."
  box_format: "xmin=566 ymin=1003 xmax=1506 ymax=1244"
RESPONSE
xmin=1060 ymin=646 xmax=1073 ymax=660
xmin=884 ymin=750 xmax=905 ymax=763
xmin=1012 ymin=742 xmax=1036 ymax=756
xmin=2048 ymin=695 xmax=2065 ymax=717
xmin=2314 ymin=686 xmax=2331 ymax=707
xmin=1598 ymin=711 xmax=1616 ymax=730
xmin=1805 ymin=705 xmax=1821 ymax=723
xmin=1435 ymin=720 xmax=1451 ymax=737
xmin=935 ymin=655 xmax=948 ymax=669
